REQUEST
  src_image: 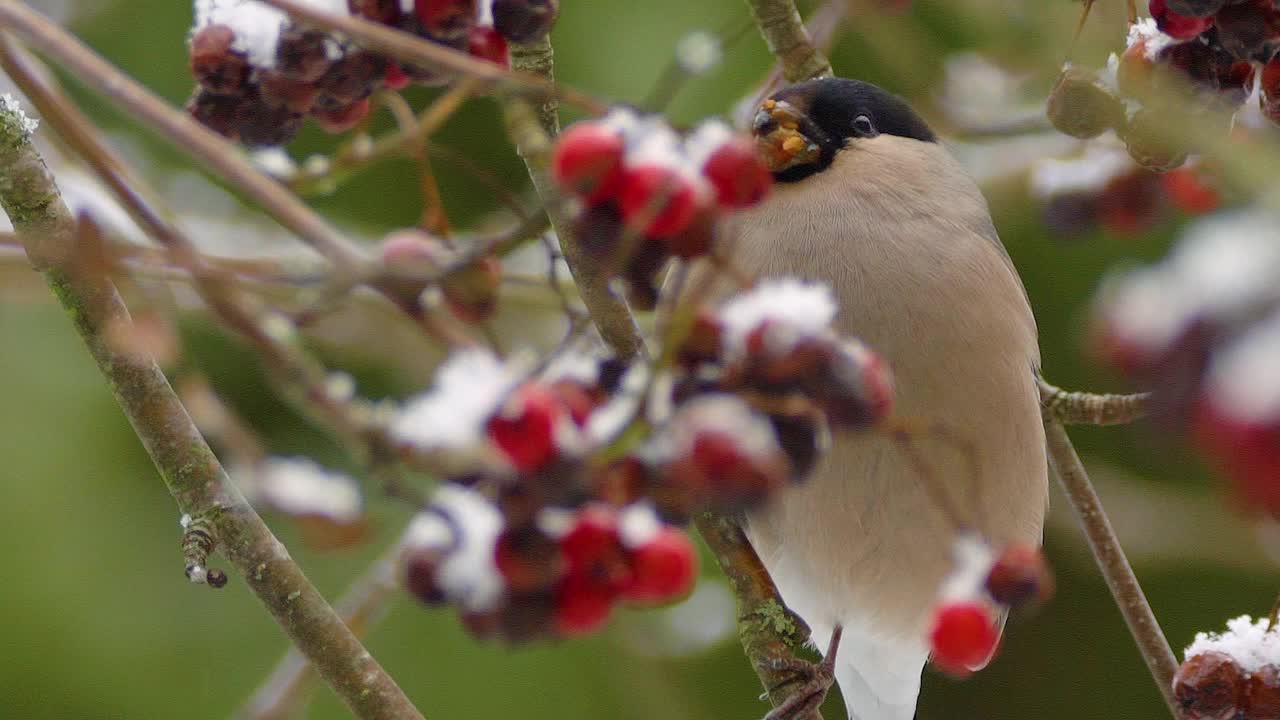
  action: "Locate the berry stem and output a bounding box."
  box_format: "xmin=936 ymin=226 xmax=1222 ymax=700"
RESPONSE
xmin=0 ymin=79 xmax=424 ymax=720
xmin=1044 ymin=417 xmax=1184 ymax=719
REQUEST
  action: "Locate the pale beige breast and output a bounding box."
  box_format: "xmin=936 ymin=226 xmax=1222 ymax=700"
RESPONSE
xmin=708 ymin=137 xmax=1048 ymax=633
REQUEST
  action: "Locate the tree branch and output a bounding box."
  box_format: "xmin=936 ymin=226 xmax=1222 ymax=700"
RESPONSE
xmin=694 ymin=513 xmax=820 ymax=719
xmin=1043 ymin=417 xmax=1182 ymax=718
xmin=238 ymin=539 xmax=405 ymax=720
xmin=502 ymin=37 xmax=645 ymax=359
xmin=1039 ymin=378 xmax=1150 ymax=426
xmin=744 ymin=0 xmax=833 ymax=82
xmin=0 ymin=98 xmax=423 ymax=720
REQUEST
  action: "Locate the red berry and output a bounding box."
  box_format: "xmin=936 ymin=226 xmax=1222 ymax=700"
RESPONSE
xmin=414 ymin=0 xmax=476 ymax=39
xmin=1161 ymin=167 xmax=1220 ymax=214
xmin=314 ymin=98 xmax=371 ymax=134
xmin=985 ymin=545 xmax=1054 ymax=608
xmin=487 ymin=383 xmax=563 ymax=471
xmin=1165 ymin=0 xmax=1225 ymax=16
xmin=623 ymin=528 xmax=697 ymax=605
xmin=1149 ymin=0 xmax=1213 ymax=40
xmin=618 ymin=164 xmax=707 ymax=238
xmin=928 ymin=601 xmax=999 ymax=676
xmin=553 ymin=572 xmax=615 ymax=636
xmin=383 ymin=63 xmax=411 ymax=91
xmin=468 ymin=25 xmax=509 ymax=67
xmin=549 ymin=379 xmax=601 ymax=427
xmin=552 ymin=121 xmax=625 ymax=203
xmin=702 ymin=136 xmax=772 ymax=208
xmin=1194 ymin=402 xmax=1280 ymax=515
xmin=1214 ymin=0 xmax=1280 ymax=62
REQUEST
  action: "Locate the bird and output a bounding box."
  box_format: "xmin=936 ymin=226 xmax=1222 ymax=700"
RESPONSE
xmin=689 ymin=77 xmax=1049 ymax=720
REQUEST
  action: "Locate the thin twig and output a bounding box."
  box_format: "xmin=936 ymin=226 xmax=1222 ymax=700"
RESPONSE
xmin=1039 ymin=377 xmax=1150 ymax=426
xmin=238 ymin=539 xmax=406 ymax=720
xmin=502 ymin=37 xmax=645 ymax=359
xmin=1044 ymin=417 xmax=1182 ymax=718
xmin=743 ymin=0 xmax=834 ymax=83
xmin=0 ymin=1 xmax=370 ymax=278
xmin=0 ymin=95 xmax=423 ymax=720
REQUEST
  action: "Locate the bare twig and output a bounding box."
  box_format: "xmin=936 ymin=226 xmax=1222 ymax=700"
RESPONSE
xmin=502 ymin=37 xmax=645 ymax=359
xmin=0 ymin=96 xmax=423 ymax=720
xmin=0 ymin=1 xmax=370 ymax=278
xmin=1039 ymin=377 xmax=1151 ymax=426
xmin=1044 ymin=417 xmax=1182 ymax=718
xmin=238 ymin=540 xmax=405 ymax=720
xmin=744 ymin=0 xmax=834 ymax=82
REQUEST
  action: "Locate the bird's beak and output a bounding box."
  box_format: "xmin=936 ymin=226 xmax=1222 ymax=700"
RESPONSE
xmin=752 ymin=99 xmax=822 ymax=173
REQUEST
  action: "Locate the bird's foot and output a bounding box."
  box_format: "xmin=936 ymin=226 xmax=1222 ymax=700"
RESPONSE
xmin=760 ymin=625 xmax=843 ymax=720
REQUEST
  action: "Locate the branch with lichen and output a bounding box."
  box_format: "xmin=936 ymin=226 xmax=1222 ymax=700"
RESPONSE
xmin=0 ymin=96 xmax=423 ymax=720
xmin=1040 ymin=377 xmax=1150 ymax=426
xmin=694 ymin=513 xmax=821 ymax=719
xmin=745 ymin=0 xmax=833 ymax=83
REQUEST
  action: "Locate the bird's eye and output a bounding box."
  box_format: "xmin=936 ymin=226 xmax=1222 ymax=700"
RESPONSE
xmin=852 ymin=115 xmax=877 ymax=137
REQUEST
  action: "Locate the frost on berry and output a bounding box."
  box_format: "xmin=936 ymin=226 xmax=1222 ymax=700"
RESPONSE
xmin=392 ymin=348 xmax=528 ymax=452
xmin=402 ymin=485 xmax=505 ymax=611
xmin=657 ymin=394 xmax=792 ymax=511
xmin=718 ymin=278 xmax=838 ymax=363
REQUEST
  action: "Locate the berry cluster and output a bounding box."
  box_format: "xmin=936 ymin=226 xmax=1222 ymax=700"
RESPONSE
xmin=1049 ymin=4 xmax=1280 ymax=171
xmin=552 ymin=109 xmax=773 ymax=308
xmin=1031 ymin=146 xmax=1224 ymax=238
xmin=1176 ymin=615 xmax=1280 ymax=720
xmin=186 ymin=0 xmax=556 ymax=146
xmin=1095 ymin=211 xmax=1280 ymax=513
xmin=404 ymin=492 xmax=696 ymax=641
xmin=926 ymin=534 xmax=1053 ymax=676
xmin=390 ymin=278 xmax=893 ymax=640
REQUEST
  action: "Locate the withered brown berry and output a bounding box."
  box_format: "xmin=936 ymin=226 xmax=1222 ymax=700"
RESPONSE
xmin=491 ymin=0 xmax=560 ymax=43
xmin=1247 ymin=664 xmax=1280 ymax=719
xmin=1173 ymin=651 xmax=1246 ymax=720
xmin=276 ymin=26 xmax=334 ymax=82
xmin=190 ymin=24 xmax=249 ymax=95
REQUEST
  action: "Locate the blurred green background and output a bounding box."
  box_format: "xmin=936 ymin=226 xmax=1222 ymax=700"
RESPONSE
xmin=2 ymin=0 xmax=1276 ymax=718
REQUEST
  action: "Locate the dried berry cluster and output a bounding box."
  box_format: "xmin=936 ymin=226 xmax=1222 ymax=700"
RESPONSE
xmin=186 ymin=0 xmax=557 ymax=146
xmin=1049 ymin=2 xmax=1280 ymax=171
xmin=1175 ymin=650 xmax=1280 ymax=719
xmin=926 ymin=535 xmax=1053 ymax=675
xmin=552 ymin=109 xmax=773 ymax=308
xmin=391 ymin=278 xmax=894 ymax=641
xmin=1032 ymin=147 xmax=1224 ymax=238
xmin=1095 ymin=212 xmax=1280 ymax=513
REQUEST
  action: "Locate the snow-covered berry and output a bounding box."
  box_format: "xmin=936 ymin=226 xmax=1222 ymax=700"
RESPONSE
xmin=190 ymin=24 xmax=250 ymax=95
xmin=1174 ymin=651 xmax=1247 ymax=719
xmin=552 ymin=121 xmax=626 ymax=203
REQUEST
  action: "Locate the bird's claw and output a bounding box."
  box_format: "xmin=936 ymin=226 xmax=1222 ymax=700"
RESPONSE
xmin=760 ymin=625 xmax=843 ymax=720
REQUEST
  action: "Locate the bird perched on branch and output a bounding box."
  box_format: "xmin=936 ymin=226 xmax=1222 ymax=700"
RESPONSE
xmin=693 ymin=77 xmax=1049 ymax=720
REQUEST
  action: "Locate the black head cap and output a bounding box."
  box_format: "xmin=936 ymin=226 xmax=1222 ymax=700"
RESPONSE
xmin=764 ymin=77 xmax=935 ymax=183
